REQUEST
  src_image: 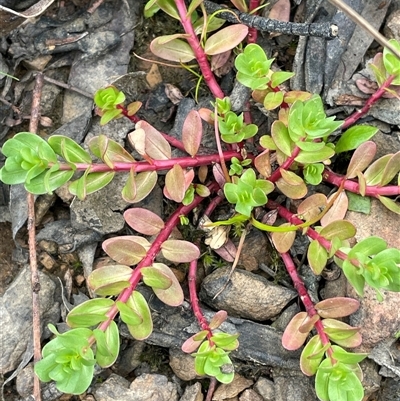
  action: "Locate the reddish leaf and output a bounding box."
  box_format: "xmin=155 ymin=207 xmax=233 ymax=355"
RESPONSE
xmin=124 ymin=208 xmax=164 ymax=236
xmin=164 ymin=164 xmax=186 ymax=203
xmin=102 ymin=236 xmax=150 ymax=266
xmin=298 ymin=314 xmax=320 ymax=334
xmin=150 ymin=35 xmax=195 ymax=62
xmin=346 ymin=141 xmax=377 ymax=178
xmin=161 ymin=240 xmax=200 ymax=263
xmin=122 ymin=170 xmax=158 ymax=203
xmin=315 ymin=297 xmax=360 ymax=318
xmin=127 ymin=128 xmax=146 ymax=157
xmin=297 ymin=193 xmax=327 ymax=221
xmin=136 ymin=121 xmax=171 ymax=160
xmin=87 ymin=265 xmax=132 ymax=296
xmin=181 ymin=330 xmax=208 ymax=353
xmin=271 ymin=225 xmax=296 ymax=253
xmin=182 ymin=110 xmax=202 ymax=157
xmin=254 ymin=149 xmax=272 ymax=178
xmin=209 ymin=311 xmax=228 ymax=330
xmin=204 ymin=25 xmax=249 ymax=55
xmin=282 ymin=312 xmax=312 ymax=350
xmin=213 ymin=239 xmax=236 ymax=262
xmin=320 ymin=191 xmax=349 ymax=227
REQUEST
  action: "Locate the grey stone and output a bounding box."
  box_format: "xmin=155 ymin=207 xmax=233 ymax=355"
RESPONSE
xmin=369 ymin=98 xmax=400 ymax=125
xmin=16 ymin=363 xmax=34 ymax=398
xmin=114 ymin=341 xmax=146 ymax=376
xmin=129 ymin=373 xmax=179 ymax=401
xmin=179 ymin=382 xmax=203 ymax=401
xmin=377 ymin=378 xmax=400 ymax=401
xmin=0 ymin=266 xmax=60 ymax=373
xmin=120 ymin=289 xmax=301 ymax=371
xmin=169 ymin=348 xmax=202 ymax=381
xmin=272 ymin=368 xmax=317 ymax=401
xmin=212 ymin=373 xmax=253 ymax=400
xmin=200 ymin=267 xmax=296 ymax=321
xmin=94 ymin=374 xmax=133 ymax=401
xmin=240 ymin=389 xmax=264 ymax=401
xmin=254 ymin=377 xmax=275 ymax=401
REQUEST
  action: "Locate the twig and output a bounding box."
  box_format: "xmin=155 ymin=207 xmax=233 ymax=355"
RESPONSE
xmin=203 ymin=1 xmax=338 ymax=38
xmin=28 ymin=73 xmax=44 ymax=401
xmin=328 ymin=0 xmax=400 ymax=60
xmin=41 ymin=74 xmax=93 ymax=99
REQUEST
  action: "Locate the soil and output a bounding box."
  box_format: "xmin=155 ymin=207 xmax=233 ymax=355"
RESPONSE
xmin=0 ymin=1 xmax=399 ymax=401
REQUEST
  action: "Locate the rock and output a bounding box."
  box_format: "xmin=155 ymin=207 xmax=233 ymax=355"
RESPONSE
xmin=0 ymin=266 xmax=60 ymax=373
xmin=346 ymin=199 xmax=400 ymax=250
xmin=239 ymin=389 xmax=264 ymax=401
xmin=272 ymin=368 xmax=317 ymax=401
xmin=384 ymin=9 xmax=400 ymax=41
xmin=94 ymin=373 xmax=179 ymax=401
xmin=253 ymin=377 xmax=275 ymax=401
xmin=271 ymin=303 xmax=299 ymax=333
xmin=179 ymin=382 xmax=204 ymax=401
xmin=369 ymin=337 xmax=400 ymax=379
xmin=369 ymin=98 xmax=400 ymax=125
xmin=120 ymin=288 xmax=301 ymax=370
xmin=114 ymin=341 xmax=146 ymax=376
xmin=200 ymin=267 xmax=296 ymax=321
xmin=371 ymin=131 xmax=400 ymax=161
xmin=212 ymin=373 xmax=253 ymax=400
xmin=347 ymin=284 xmax=400 ymax=351
xmin=169 ymin=348 xmax=202 ymax=381
xmin=377 ymin=378 xmax=400 ymax=401
xmin=360 ymin=359 xmax=382 ymax=398
xmin=16 ymin=363 xmax=34 ymax=398
xmin=129 ymin=373 xmax=179 ymax=401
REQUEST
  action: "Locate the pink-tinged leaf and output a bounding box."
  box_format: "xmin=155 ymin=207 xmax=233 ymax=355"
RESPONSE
xmin=355 ymin=78 xmax=378 ymax=94
xmin=346 ymin=141 xmax=377 ymax=178
xmin=181 ymin=330 xmax=208 ymax=353
xmin=209 ymin=311 xmax=228 ymax=330
xmin=363 ymin=154 xmax=392 ymax=185
xmin=122 ymin=170 xmax=158 ymax=203
xmin=127 ymin=128 xmax=146 ymax=156
xmin=275 ymin=177 xmax=307 ymax=199
xmin=164 ymin=164 xmax=186 ymax=203
xmin=212 ymin=163 xmax=226 ymax=188
xmin=198 ymin=165 xmax=208 ymax=183
xmin=298 ymin=314 xmax=320 ymax=334
xmin=315 ymin=297 xmax=360 ymax=319
xmin=87 ymin=265 xmax=132 ymax=296
xmin=378 ymin=195 xmax=400 ymax=215
xmin=297 ymin=193 xmax=327 ymax=221
xmin=150 ymin=35 xmax=195 ymax=62
xmin=213 ymin=239 xmax=236 ymax=262
xmin=124 ymin=208 xmax=164 ymax=235
xmin=300 ymin=335 xmax=327 ymax=376
xmin=102 ymin=236 xmax=151 ymax=266
xmin=380 ymin=151 xmax=400 ymax=186
xmin=161 ymin=240 xmax=200 ymax=263
xmin=195 ymin=184 xmax=210 ymax=197
xmin=148 ymin=263 xmax=184 ymax=306
xmin=283 ymin=91 xmax=312 ymax=104
xmin=282 ymin=312 xmax=312 ymax=350
xmin=320 ymin=191 xmax=349 ymax=227
xmin=88 ymin=135 xmax=135 ymax=168
xmin=271 ymin=225 xmax=296 ymax=253
xmin=319 ymin=220 xmax=356 ymax=241
xmin=182 ymin=110 xmax=203 ymax=157
xmin=254 ymin=149 xmax=272 ymax=178
xmin=136 ymin=121 xmax=172 ymax=160
xmin=125 ymin=291 xmax=153 ymax=340
xmin=198 ymin=108 xmax=214 ymax=124
xmin=307 ymin=239 xmax=328 ymax=275
xmin=230 ymin=0 xmax=247 ymax=12
xmin=204 ymin=25 xmax=249 ymax=55
xmin=211 ymin=50 xmax=232 ymax=73
xmin=322 ymin=319 xmax=362 ymax=348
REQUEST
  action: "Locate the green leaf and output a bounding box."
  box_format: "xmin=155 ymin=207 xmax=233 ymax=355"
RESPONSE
xmin=363 ymin=154 xmax=392 ymax=185
xmin=263 ymin=91 xmax=284 ymax=110
xmin=125 ymin=291 xmax=153 ymax=340
xmin=69 ymin=172 xmax=115 ymax=200
xmin=378 ymin=195 xmax=400 ymax=215
xmin=122 ymin=170 xmax=158 ymax=203
xmin=66 ymin=298 xmax=115 ymax=328
xmin=383 ymin=39 xmax=400 ymax=84
xmin=335 ymin=125 xmax=378 ymax=154
xmin=211 ymin=333 xmax=239 ymax=350
xmin=156 ymin=0 xmax=180 ymax=19
xmin=295 ymin=146 xmax=335 ymax=164
xmin=270 ymin=71 xmax=295 ymax=88
xmin=342 ymin=259 xmax=365 ymax=297
xmin=331 ymin=346 xmax=368 ymax=365
xmin=93 ymin=321 xmax=120 ymax=368
xmin=141 ymin=265 xmax=173 ymax=290
xmin=147 ymin=263 xmax=184 ymax=306
xmin=116 ymin=300 xmax=143 ymax=326
xmin=25 ymin=170 xmax=74 ymax=194
xmin=271 ymin=120 xmax=293 ymax=156
xmin=300 ymin=335 xmax=326 ymax=376
xmin=204 ymin=24 xmax=248 ymax=55
xmin=308 ymin=239 xmax=328 ymax=275
xmin=87 ymin=264 xmax=132 ymax=296
xmin=348 ymin=236 xmax=387 ymax=259
xmin=346 ymin=191 xmax=371 ymax=214
xmin=48 ymin=135 xmax=92 ymax=164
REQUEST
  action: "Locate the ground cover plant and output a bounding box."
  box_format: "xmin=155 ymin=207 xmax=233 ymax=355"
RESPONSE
xmin=1 ymin=1 xmax=400 ymax=400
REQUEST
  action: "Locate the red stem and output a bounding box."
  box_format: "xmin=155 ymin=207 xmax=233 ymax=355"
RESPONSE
xmin=323 ymin=169 xmax=400 ymax=197
xmin=54 ymin=150 xmax=249 ymax=173
xmin=280 ymin=252 xmax=333 ymax=358
xmin=174 ymin=0 xmax=224 ymax=99
xmin=247 ymin=0 xmax=260 ymax=44
xmin=342 ymin=75 xmax=395 ymax=129
xmin=268 ymin=146 xmax=301 ymax=182
xmin=97 ymin=182 xmax=220 ymax=332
